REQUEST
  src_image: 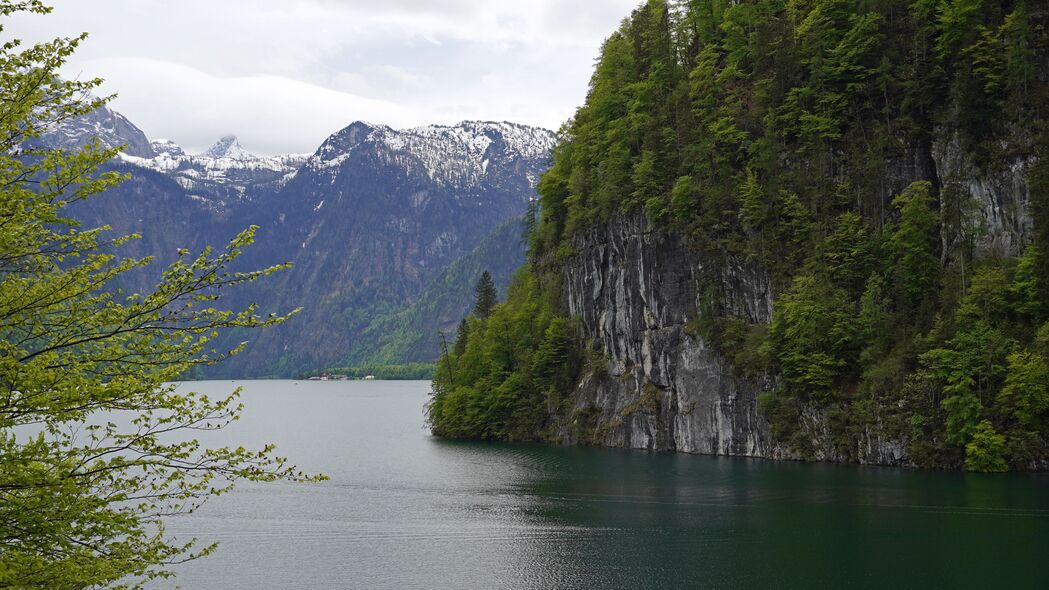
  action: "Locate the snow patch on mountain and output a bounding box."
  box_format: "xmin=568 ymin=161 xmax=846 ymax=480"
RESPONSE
xmin=47 ymin=102 xmax=555 ymax=204
xmin=35 ymin=102 xmax=156 ymax=159
xmin=309 ymin=121 xmax=556 ymax=188
xmin=120 ymin=137 xmax=309 ymax=204
xmin=202 ymin=135 xmax=256 ymax=160
xmin=151 ymin=139 xmax=185 ymax=157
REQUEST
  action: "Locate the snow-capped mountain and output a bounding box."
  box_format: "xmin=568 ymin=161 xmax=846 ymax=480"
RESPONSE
xmin=34 ymin=101 xmax=156 ymax=158
xmin=38 ymin=101 xmax=555 ymax=205
xmin=308 ymin=121 xmax=556 ymax=189
xmin=209 ymin=118 xmax=554 ymax=376
xmin=32 ymin=103 xmax=307 ymax=204
xmin=57 ymin=114 xmax=557 ymax=206
xmin=202 ymin=135 xmax=257 ymax=160
xmin=120 ymin=136 xmax=310 ymax=204
xmin=52 ymin=105 xmax=557 ymax=378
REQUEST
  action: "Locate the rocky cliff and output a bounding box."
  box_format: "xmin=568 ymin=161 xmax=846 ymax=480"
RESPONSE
xmin=551 ymin=132 xmax=1035 ymax=466
xmin=556 ymin=212 xmax=774 ymax=456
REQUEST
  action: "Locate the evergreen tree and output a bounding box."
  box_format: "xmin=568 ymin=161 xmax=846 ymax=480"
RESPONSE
xmin=453 ymin=318 xmax=470 ymax=356
xmin=428 ymin=272 xmax=580 ymax=442
xmin=522 ymin=198 xmax=540 ymax=247
xmin=473 ymin=271 xmax=498 ymax=319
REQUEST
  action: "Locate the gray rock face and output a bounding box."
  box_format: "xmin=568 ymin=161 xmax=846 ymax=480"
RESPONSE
xmin=556 ymin=212 xmax=776 ymax=456
xmin=550 ymin=136 xmax=1036 ymax=465
xmin=935 ymin=134 xmax=1034 ymax=258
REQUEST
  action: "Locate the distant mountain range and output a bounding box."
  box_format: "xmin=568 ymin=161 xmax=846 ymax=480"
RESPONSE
xmin=44 ymin=103 xmax=555 ymax=377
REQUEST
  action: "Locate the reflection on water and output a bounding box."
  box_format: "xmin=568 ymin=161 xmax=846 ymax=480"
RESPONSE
xmin=155 ymin=380 xmax=1049 ymax=589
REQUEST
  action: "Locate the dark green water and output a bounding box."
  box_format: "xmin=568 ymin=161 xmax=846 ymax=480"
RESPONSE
xmin=158 ymin=380 xmax=1049 ymax=589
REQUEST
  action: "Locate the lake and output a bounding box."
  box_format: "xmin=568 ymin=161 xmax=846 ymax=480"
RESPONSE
xmin=155 ymin=380 xmax=1049 ymax=589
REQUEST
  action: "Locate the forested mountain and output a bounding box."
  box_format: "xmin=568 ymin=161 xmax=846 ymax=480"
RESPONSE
xmin=50 ymin=104 xmax=554 ymax=377
xmin=430 ymin=0 xmax=1049 ymax=471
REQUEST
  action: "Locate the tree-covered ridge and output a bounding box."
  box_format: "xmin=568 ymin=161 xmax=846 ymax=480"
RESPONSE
xmin=429 ymin=0 xmax=1049 ymax=470
xmin=536 ymin=0 xmax=1046 ymax=263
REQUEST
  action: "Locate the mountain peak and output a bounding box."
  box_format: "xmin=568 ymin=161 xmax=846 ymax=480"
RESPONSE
xmin=34 ymin=102 xmax=157 ymax=159
xmin=315 ymin=122 xmax=376 ymax=156
xmin=202 ymin=135 xmax=255 ymax=160
xmin=151 ymin=138 xmax=185 ymax=158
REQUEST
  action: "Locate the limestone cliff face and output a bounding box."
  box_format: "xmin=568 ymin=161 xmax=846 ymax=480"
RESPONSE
xmin=555 ymin=212 xmax=777 ymax=457
xmin=935 ymin=134 xmax=1034 ymax=259
xmin=551 ymin=139 xmax=1034 ymax=466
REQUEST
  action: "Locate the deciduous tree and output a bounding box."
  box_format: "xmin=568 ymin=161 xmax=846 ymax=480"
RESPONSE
xmin=0 ymin=3 xmax=318 ymax=586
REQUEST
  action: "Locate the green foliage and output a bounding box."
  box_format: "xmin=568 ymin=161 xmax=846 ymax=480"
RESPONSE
xmin=965 ymin=420 xmax=1009 ymax=472
xmin=531 ymin=0 xmax=1047 ymax=265
xmin=920 ymin=274 xmax=1016 ymax=446
xmin=428 ymin=271 xmax=582 ymax=441
xmin=1010 ymin=246 xmax=1045 ymax=320
xmin=719 ymin=318 xmax=771 ymax=378
xmin=532 ymin=317 xmax=580 ymax=403
xmin=0 ymin=3 xmax=321 ymax=586
xmin=453 ymin=318 xmax=470 ymax=356
xmin=935 ymin=0 xmax=987 ymax=59
xmin=999 ymin=350 xmax=1049 ymax=430
xmin=821 ymin=212 xmax=877 ymax=296
xmin=770 ymin=275 xmax=861 ymax=400
xmin=890 ymin=182 xmax=941 ymax=312
xmin=941 ymin=388 xmax=983 ymax=445
xmin=473 ymin=270 xmax=499 ymax=319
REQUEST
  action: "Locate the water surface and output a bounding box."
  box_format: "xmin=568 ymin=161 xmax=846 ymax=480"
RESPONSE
xmin=157 ymin=380 xmax=1049 ymax=589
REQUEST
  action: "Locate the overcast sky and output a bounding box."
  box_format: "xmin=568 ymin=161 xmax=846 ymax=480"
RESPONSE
xmin=10 ymin=0 xmax=639 ymax=155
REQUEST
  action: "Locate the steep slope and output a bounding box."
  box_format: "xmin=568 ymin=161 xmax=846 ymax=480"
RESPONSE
xmin=430 ymin=0 xmax=1049 ymax=471
xmin=36 ymin=101 xmax=156 ymax=158
xmin=346 ymin=216 xmax=529 ymax=367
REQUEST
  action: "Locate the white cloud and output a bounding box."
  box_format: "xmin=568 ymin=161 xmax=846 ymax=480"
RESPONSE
xmin=80 ymin=58 xmax=415 ymax=155
xmin=8 ymin=0 xmax=640 ymax=154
